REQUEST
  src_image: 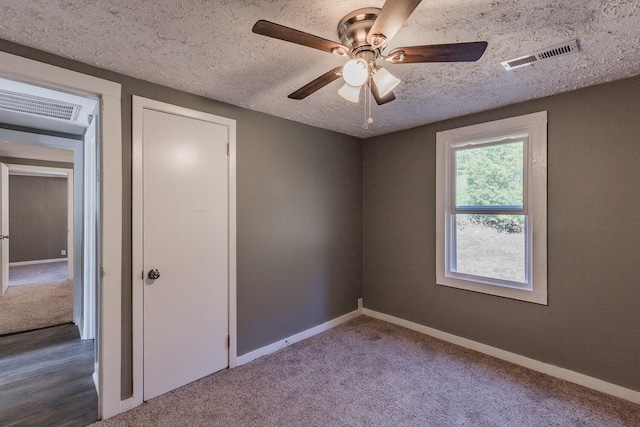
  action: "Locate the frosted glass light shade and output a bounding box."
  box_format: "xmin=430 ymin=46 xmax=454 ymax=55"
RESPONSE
xmin=338 ymin=83 xmax=361 ymax=103
xmin=372 ymin=67 xmax=401 ymax=97
xmin=342 ymin=59 xmax=369 ymax=87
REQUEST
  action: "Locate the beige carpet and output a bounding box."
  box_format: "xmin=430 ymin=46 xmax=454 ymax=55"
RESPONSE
xmin=93 ymin=316 xmax=640 ymax=427
xmin=0 ymin=279 xmax=73 ymax=335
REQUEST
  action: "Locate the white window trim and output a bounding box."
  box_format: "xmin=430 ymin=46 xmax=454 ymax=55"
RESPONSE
xmin=436 ymin=111 xmax=548 ymax=305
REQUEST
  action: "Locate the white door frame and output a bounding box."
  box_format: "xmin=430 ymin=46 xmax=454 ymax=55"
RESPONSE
xmin=0 ymin=163 xmax=8 ymax=297
xmin=131 ymin=96 xmax=237 ymax=407
xmin=0 ymin=51 xmax=124 ymax=419
xmin=0 ymin=130 xmax=79 ymax=282
xmin=0 ymin=130 xmax=84 ymax=330
xmin=82 ymin=113 xmax=98 ymax=341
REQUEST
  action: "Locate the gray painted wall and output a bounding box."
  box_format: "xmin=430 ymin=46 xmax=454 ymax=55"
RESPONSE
xmin=9 ymin=175 xmax=68 ymax=263
xmin=238 ymin=114 xmax=363 ymax=354
xmin=0 ymin=39 xmax=363 ymax=398
xmin=3 ymin=37 xmax=638 ymax=400
xmin=363 ymin=75 xmax=640 ymax=393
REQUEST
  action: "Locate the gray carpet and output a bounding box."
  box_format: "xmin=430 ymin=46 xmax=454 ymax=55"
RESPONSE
xmin=93 ymin=316 xmax=640 ymax=427
xmin=8 ymin=260 xmax=68 ymax=286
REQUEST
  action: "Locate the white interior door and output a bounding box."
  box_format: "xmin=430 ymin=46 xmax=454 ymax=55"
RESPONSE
xmin=0 ymin=163 xmax=8 ymax=296
xmin=142 ymin=108 xmax=229 ymax=401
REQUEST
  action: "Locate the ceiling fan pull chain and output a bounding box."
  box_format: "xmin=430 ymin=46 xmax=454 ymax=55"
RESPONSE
xmin=367 ymin=78 xmax=373 ymax=126
xmin=363 ymin=78 xmax=374 ymax=129
xmin=363 ymin=80 xmax=368 ymax=129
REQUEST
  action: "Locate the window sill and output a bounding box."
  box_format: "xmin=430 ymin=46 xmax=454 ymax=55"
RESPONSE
xmin=436 ymin=274 xmax=548 ymax=305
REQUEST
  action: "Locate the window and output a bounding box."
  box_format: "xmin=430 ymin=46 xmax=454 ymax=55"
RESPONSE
xmin=436 ymin=112 xmax=547 ymax=304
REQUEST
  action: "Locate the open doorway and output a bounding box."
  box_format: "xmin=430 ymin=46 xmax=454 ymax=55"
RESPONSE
xmin=0 ymin=76 xmax=100 ymax=424
xmin=1 ymin=164 xmax=73 ymax=335
xmin=0 ymin=50 xmax=123 ymax=420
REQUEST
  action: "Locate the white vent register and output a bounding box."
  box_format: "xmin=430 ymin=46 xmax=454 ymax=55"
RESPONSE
xmin=502 ymin=40 xmax=580 ymax=71
xmin=0 ymin=89 xmax=81 ymax=121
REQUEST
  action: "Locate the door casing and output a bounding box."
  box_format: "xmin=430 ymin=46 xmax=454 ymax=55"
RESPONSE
xmin=1 ymin=129 xmax=86 ymax=336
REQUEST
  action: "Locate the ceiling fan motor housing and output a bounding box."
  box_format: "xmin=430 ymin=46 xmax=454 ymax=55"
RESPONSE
xmin=338 ymin=7 xmax=382 ymax=59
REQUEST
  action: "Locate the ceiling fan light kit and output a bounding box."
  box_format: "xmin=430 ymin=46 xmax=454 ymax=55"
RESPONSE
xmin=342 ymin=58 xmax=370 ymax=87
xmin=372 ymin=67 xmax=401 ymax=98
xmin=338 ymin=83 xmax=362 ymax=103
xmin=252 ymin=0 xmax=488 ymax=128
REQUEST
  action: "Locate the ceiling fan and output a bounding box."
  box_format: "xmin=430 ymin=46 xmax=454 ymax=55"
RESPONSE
xmin=252 ymin=0 xmax=488 ymax=110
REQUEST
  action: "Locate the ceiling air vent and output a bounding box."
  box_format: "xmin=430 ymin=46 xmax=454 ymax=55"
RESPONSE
xmin=502 ymin=40 xmax=580 ymax=71
xmin=0 ymin=89 xmax=81 ymax=121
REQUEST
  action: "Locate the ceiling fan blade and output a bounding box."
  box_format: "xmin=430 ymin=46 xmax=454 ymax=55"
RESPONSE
xmin=288 ymin=67 xmax=343 ymax=100
xmin=253 ymin=20 xmax=349 ymax=56
xmin=367 ymin=0 xmax=423 ymax=47
xmin=371 ymin=81 xmax=396 ymax=105
xmin=386 ymin=42 xmax=488 ymax=63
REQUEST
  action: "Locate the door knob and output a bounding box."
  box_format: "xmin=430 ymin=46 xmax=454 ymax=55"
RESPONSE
xmin=147 ymin=269 xmax=161 ymax=280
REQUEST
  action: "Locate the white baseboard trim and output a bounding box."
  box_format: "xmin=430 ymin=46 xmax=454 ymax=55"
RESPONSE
xmin=9 ymin=258 xmax=67 ymax=266
xmin=363 ymin=308 xmax=640 ymax=405
xmin=237 ymin=302 xmax=363 ymax=366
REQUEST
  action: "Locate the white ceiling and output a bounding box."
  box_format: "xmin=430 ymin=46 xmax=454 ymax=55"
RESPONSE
xmin=1 ymin=0 xmax=638 ymax=138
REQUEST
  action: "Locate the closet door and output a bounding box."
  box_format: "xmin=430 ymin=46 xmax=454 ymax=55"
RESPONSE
xmin=141 ymin=107 xmax=229 ymax=401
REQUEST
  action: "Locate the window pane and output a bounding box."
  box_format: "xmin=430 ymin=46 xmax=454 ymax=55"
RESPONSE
xmin=455 ymin=141 xmax=524 ymax=210
xmin=454 ymin=214 xmax=525 ymax=283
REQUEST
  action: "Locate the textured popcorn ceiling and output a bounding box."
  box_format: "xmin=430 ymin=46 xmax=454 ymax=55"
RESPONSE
xmin=1 ymin=0 xmax=638 ymax=138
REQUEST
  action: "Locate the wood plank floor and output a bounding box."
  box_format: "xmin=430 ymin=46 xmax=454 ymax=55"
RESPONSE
xmin=0 ymin=324 xmax=98 ymax=426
